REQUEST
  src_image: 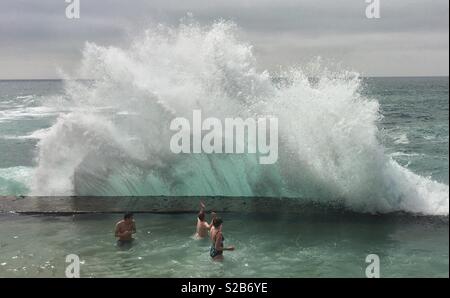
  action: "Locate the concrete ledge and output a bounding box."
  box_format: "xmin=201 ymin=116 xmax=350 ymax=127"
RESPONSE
xmin=0 ymin=196 xmax=328 ymax=214
xmin=1 ymin=197 xmax=448 ymax=222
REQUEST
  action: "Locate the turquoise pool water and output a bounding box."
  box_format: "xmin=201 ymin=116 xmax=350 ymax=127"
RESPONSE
xmin=0 ymin=212 xmax=447 ymax=277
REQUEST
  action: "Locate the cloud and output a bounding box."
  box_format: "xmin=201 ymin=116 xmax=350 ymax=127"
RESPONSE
xmin=0 ymin=0 xmax=448 ymax=78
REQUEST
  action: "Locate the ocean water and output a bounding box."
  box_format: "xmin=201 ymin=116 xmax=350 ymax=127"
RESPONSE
xmin=0 ymin=22 xmax=448 ymax=277
xmin=0 ymin=212 xmax=448 ymax=278
xmin=0 ymin=76 xmax=448 ymax=214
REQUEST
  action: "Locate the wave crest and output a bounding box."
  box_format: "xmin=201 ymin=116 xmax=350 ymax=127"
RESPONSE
xmin=31 ymin=21 xmax=449 ymax=215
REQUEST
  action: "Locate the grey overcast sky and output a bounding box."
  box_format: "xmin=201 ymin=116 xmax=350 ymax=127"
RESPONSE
xmin=0 ymin=0 xmax=448 ymax=79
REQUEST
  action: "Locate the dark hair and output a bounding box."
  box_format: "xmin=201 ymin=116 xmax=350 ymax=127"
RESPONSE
xmin=213 ymin=217 xmax=223 ymax=228
xmin=124 ymin=212 xmax=134 ymax=220
xmin=198 ymin=211 xmax=205 ymax=222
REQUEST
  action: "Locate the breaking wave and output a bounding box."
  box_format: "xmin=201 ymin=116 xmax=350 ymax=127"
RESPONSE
xmin=31 ymin=21 xmax=449 ymax=215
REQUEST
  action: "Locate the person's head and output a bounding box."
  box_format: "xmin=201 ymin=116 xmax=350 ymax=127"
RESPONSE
xmin=198 ymin=211 xmax=206 ymax=222
xmin=124 ymin=212 xmax=134 ymax=223
xmin=213 ymin=217 xmax=223 ymax=229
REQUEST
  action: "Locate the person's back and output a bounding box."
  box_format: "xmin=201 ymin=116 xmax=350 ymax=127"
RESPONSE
xmin=195 ymin=202 xmax=216 ymax=239
xmin=195 ymin=210 xmax=210 ymax=239
xmin=209 ymin=225 xmax=217 ymax=241
xmin=209 ymin=211 xmax=221 ymax=241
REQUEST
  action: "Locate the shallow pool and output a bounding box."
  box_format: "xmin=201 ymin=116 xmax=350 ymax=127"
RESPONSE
xmin=0 ymin=212 xmax=448 ymax=277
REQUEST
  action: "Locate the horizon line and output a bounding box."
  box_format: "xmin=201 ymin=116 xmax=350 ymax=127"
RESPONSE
xmin=1 ymin=75 xmax=449 ymax=81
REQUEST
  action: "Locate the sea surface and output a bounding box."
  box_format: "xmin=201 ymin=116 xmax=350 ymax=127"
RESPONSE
xmin=0 ymin=212 xmax=448 ymax=277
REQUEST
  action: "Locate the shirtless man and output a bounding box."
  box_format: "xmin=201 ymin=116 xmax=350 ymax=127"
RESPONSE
xmin=115 ymin=212 xmax=136 ymax=246
xmin=194 ymin=201 xmax=216 ymax=239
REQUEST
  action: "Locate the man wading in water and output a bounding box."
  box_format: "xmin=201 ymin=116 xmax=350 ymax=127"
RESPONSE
xmin=195 ymin=201 xmax=216 ymax=239
xmin=115 ymin=212 xmax=136 ymax=247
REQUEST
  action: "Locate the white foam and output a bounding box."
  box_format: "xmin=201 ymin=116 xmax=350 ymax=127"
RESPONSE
xmin=30 ymin=20 xmax=449 ymax=215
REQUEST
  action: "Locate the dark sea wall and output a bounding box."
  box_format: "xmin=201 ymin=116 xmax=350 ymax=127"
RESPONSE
xmin=0 ymin=196 xmax=329 ymax=214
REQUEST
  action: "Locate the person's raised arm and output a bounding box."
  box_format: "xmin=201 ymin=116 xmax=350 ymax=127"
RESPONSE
xmin=200 ymin=201 xmax=206 ymax=213
xmin=208 ymin=212 xmax=217 ymax=230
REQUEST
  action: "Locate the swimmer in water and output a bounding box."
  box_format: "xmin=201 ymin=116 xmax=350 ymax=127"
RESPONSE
xmin=194 ymin=201 xmax=216 ymax=239
xmin=209 ymin=217 xmax=235 ymax=261
xmin=115 ymin=212 xmax=136 ymax=247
